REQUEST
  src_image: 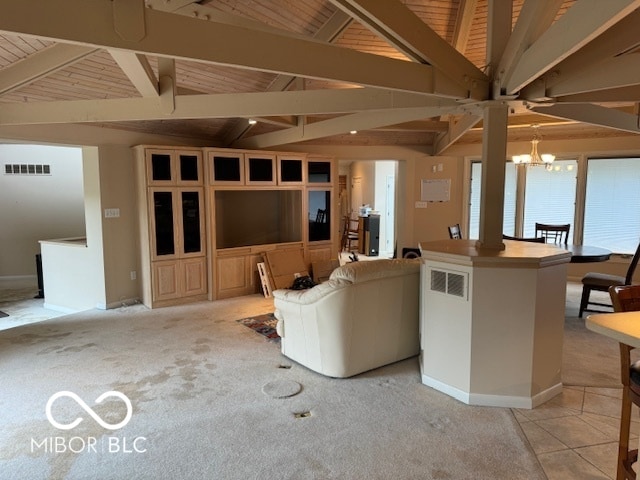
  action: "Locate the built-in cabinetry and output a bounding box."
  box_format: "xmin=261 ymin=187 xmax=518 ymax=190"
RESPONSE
xmin=135 ymin=146 xmax=337 ymax=307
xmin=135 ymin=148 xmax=207 ymax=308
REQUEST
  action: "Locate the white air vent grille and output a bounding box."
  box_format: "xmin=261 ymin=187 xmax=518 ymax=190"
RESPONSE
xmin=430 ymin=268 xmax=467 ymax=299
xmin=4 ymin=163 xmax=51 ymax=175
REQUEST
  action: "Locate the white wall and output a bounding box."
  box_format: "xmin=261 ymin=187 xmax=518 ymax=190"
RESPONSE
xmin=0 ymin=144 xmax=85 ymax=279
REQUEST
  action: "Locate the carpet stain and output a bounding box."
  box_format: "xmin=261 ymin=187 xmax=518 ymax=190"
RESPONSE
xmin=59 ymin=343 xmax=98 ymax=353
xmin=9 ymin=331 xmax=72 ymax=345
xmin=192 ymin=344 xmax=211 ymax=355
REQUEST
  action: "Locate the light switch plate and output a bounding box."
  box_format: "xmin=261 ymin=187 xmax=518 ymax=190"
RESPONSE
xmin=104 ymin=208 xmax=120 ymax=218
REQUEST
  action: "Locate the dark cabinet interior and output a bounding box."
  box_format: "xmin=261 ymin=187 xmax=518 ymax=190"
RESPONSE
xmin=308 ymin=161 xmax=331 ymax=183
xmin=213 ymin=156 xmax=242 ymax=182
xmin=154 ymin=191 xmax=175 ymax=256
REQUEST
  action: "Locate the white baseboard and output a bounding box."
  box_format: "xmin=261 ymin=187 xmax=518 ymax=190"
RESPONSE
xmin=103 ymin=298 xmax=141 ymax=310
xmin=42 ymin=303 xmax=81 ymax=314
xmin=421 ymin=374 xmax=563 ymax=409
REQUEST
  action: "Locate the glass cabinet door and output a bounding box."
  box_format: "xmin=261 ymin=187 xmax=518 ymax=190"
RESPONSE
xmin=150 ymin=153 xmax=173 ymax=183
xmin=153 ymin=191 xmax=176 ymax=257
xmin=308 ymin=190 xmax=331 ymax=242
xmin=178 ymin=153 xmax=201 ymax=183
xmin=308 ymin=160 xmax=331 ymax=184
xmin=181 ymin=190 xmax=203 ymax=255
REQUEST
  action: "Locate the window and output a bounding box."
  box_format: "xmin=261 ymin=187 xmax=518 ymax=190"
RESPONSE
xmin=468 ymin=157 xmax=640 ymax=253
xmin=584 ymin=158 xmax=640 ymax=254
xmin=522 ymin=160 xmax=577 ymax=237
xmin=469 ymin=162 xmax=516 ymax=239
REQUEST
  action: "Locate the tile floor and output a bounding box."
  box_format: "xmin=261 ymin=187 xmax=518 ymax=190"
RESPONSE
xmin=1 ymin=278 xmax=636 ymax=479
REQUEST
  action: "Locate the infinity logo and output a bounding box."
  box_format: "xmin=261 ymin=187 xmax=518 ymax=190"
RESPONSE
xmin=46 ymin=391 xmax=133 ymax=431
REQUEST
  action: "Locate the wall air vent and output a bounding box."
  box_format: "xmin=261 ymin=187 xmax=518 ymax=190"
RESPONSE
xmin=430 ymin=268 xmax=467 ymax=299
xmin=4 ymin=163 xmax=51 ymax=175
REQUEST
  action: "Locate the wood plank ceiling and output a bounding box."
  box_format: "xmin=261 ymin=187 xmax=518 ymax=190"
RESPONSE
xmin=0 ymin=0 xmax=639 ymax=152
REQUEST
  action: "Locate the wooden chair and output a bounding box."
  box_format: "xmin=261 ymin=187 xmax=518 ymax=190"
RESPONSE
xmin=448 ymin=224 xmax=462 ymax=239
xmin=534 ymin=223 xmax=570 ymax=244
xmin=580 ymin=242 xmax=640 ymax=317
xmin=502 ymin=234 xmax=546 ymax=243
xmin=341 ymin=215 xmax=359 ymax=251
xmin=609 ymin=284 xmax=640 ymax=480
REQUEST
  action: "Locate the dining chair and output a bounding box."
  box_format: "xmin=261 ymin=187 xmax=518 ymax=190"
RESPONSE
xmin=448 ymin=224 xmax=462 ymax=239
xmin=341 ymin=215 xmax=359 ymax=251
xmin=534 ymin=223 xmax=570 ymax=244
xmin=579 ymin=241 xmax=640 ymax=317
xmin=502 ymin=234 xmax=546 ymax=243
xmin=608 ymin=284 xmax=640 ymax=480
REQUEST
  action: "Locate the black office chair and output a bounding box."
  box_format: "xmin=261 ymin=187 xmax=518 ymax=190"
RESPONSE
xmin=534 ymin=223 xmax=570 ymax=244
xmin=579 ymin=241 xmax=640 ymax=317
xmin=448 ymin=224 xmax=462 ymax=239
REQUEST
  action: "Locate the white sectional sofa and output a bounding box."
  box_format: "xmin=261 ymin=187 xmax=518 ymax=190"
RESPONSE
xmin=273 ymin=258 xmax=421 ymax=378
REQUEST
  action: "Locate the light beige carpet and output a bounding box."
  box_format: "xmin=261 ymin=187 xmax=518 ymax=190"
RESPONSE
xmin=0 ymin=294 xmax=545 ymax=480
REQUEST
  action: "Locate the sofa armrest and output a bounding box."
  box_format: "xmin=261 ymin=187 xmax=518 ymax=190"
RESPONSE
xmin=272 ymin=278 xmax=350 ymax=305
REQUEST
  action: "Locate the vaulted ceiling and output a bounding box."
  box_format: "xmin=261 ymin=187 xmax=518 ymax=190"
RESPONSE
xmin=1 ymin=0 xmax=639 ymax=152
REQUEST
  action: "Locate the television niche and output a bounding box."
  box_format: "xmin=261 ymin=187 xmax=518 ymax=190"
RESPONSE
xmin=215 ymin=190 xmax=302 ymax=249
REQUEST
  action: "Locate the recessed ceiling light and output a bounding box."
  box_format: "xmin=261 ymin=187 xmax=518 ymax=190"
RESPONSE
xmin=350 ymin=130 xmax=357 ymax=134
xmin=248 ymin=119 xmax=257 ymax=125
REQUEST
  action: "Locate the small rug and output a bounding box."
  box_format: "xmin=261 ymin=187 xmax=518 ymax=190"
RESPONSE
xmin=0 ymin=310 xmax=8 ymax=318
xmin=236 ymin=312 xmax=280 ymax=342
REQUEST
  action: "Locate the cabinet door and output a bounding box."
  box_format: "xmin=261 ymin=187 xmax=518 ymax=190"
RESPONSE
xmin=308 ymin=189 xmax=332 ymax=242
xmin=152 ymin=261 xmax=180 ymax=301
xmin=150 ymin=189 xmax=179 ymax=261
xmin=182 ymin=257 xmax=207 ymax=296
xmin=147 ymin=150 xmax=176 ymax=186
xmin=216 ymin=255 xmax=248 ymax=299
xmin=179 ymin=189 xmax=205 ymax=257
xmin=307 ymin=158 xmax=332 ymax=184
xmin=176 ymin=151 xmax=203 ymax=185
xmin=209 ymin=151 xmax=245 ymax=185
xmin=277 ymin=155 xmax=305 ymax=185
xmin=245 ymin=154 xmax=276 ymax=186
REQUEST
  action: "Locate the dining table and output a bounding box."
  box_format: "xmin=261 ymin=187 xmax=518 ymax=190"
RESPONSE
xmin=586 ymin=311 xmax=640 ymax=346
xmin=557 ymin=244 xmax=612 ymax=263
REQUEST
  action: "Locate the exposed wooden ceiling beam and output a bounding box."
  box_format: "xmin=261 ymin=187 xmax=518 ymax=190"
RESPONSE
xmin=530 ymin=103 xmax=640 ymax=134
xmin=452 ymin=0 xmax=478 ymax=54
xmin=0 ymin=0 xmax=471 ymax=99
xmin=547 ymin=55 xmax=640 ymax=97
xmin=329 ymin=0 xmax=489 ymax=99
xmin=0 ymin=43 xmax=98 ymax=96
xmin=223 ymin=9 xmax=353 ymax=145
xmin=505 ymin=0 xmax=640 ymax=94
xmin=433 ymin=113 xmax=482 ymax=154
xmin=496 ymin=0 xmax=563 ymax=94
xmin=109 ymin=51 xmax=158 ymax=97
xmin=555 ymin=85 xmax=640 ymax=103
xmin=0 ymin=88 xmax=458 ymax=125
xmin=232 ymin=106 xmax=459 ymax=149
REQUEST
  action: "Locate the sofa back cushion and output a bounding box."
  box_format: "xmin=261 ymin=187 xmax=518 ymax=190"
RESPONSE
xmin=330 ymin=258 xmax=420 ymax=284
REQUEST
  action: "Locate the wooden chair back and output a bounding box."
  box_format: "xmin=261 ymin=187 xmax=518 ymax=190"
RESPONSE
xmin=502 ymin=234 xmax=546 ymax=243
xmin=534 ymin=223 xmax=570 ymax=244
xmin=624 ymin=241 xmax=640 ymax=285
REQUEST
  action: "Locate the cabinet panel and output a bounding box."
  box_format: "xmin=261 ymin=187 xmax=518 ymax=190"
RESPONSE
xmin=180 ymin=189 xmax=206 ymax=257
xmin=153 ymin=261 xmax=180 ymax=301
xmin=307 ymin=245 xmax=333 ymax=264
xmin=277 ymin=155 xmax=305 ymax=185
xmin=146 ymin=149 xmax=202 ymax=186
xmin=151 ymin=190 xmax=178 ymax=260
xmin=308 ymin=189 xmax=332 ymax=242
xmin=209 ymin=151 xmax=245 ymax=185
xmin=182 ymin=258 xmax=207 ymax=296
xmin=245 ymin=154 xmax=276 ymax=186
xmin=215 ymin=253 xmax=262 ymax=299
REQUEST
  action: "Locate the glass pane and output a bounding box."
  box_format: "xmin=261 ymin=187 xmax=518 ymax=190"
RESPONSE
xmin=523 ymin=160 xmax=577 ymax=238
xmin=584 ymin=158 xmax=640 ymax=253
xmin=308 ymin=190 xmax=331 ymax=241
xmin=215 ymin=190 xmax=302 ymax=248
xmin=151 ymin=154 xmax=172 ymax=181
xmin=469 ymin=162 xmax=516 ymax=239
xmin=280 ymin=159 xmax=303 ymax=182
xmin=213 ymin=156 xmax=241 ymax=182
xmin=179 ymin=154 xmax=199 ymax=181
xmin=154 ymin=191 xmax=175 ymax=256
xmin=308 ymin=161 xmax=331 ymax=183
xmin=248 ymin=157 xmax=273 ymax=182
xmin=182 ymin=191 xmax=201 ymax=253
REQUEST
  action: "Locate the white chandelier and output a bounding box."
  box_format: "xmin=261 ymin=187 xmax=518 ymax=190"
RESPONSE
xmin=512 ymin=124 xmax=555 ymax=171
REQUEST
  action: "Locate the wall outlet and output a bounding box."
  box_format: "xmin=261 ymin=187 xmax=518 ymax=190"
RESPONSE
xmin=130 ymin=271 xmax=136 ymax=280
xmin=415 ymin=201 xmax=428 ymax=208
